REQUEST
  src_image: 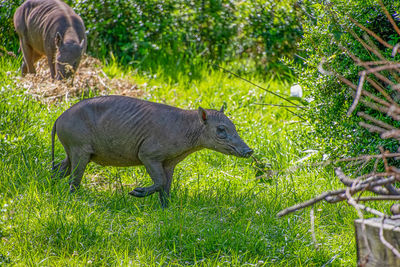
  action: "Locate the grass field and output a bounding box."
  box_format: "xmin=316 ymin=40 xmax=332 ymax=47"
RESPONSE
xmin=0 ymin=55 xmax=368 ymax=266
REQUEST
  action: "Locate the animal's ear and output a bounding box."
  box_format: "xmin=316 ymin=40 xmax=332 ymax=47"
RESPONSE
xmin=198 ymin=107 xmax=208 ymax=124
xmin=55 ymin=32 xmax=62 ymax=48
xmin=220 ymin=105 xmax=224 ymax=113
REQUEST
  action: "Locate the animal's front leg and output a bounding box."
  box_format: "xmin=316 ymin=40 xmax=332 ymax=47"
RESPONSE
xmin=19 ymin=38 xmax=36 ymax=75
xmin=47 ymin=55 xmax=56 ymax=79
xmin=158 ymin=164 xmax=175 ymax=208
xmin=129 ymin=160 xmax=166 ymax=199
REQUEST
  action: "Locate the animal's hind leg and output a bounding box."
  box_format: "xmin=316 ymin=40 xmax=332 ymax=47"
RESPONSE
xmin=68 ymin=151 xmax=90 ymax=193
xmin=52 ymin=157 xmax=71 ymax=179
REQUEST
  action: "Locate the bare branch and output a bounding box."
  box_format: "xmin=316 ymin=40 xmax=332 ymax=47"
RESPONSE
xmin=357 ymin=196 xmax=400 ymax=201
xmin=358 ymin=112 xmax=397 ymax=130
xmin=359 ymin=121 xmax=386 ymax=134
xmin=392 ymin=43 xmax=400 ymax=57
xmin=277 ymin=191 xmax=336 ymax=217
xmin=381 ymin=130 xmax=400 ymax=139
xmin=378 ymin=0 xmax=400 ymax=37
xmin=360 ymin=99 xmax=400 ymax=120
xmin=379 ymin=217 xmax=400 ymax=258
xmin=277 ymin=170 xmax=397 ymax=217
xmin=348 ymin=16 xmax=393 ymax=49
xmin=347 ymin=72 xmax=365 ymax=116
xmin=366 ymin=77 xmax=395 ymax=104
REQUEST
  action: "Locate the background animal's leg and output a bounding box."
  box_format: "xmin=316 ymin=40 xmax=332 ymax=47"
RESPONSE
xmin=129 ymin=160 xmax=166 ymax=202
xmin=52 ymin=157 xmax=71 ymax=179
xmin=30 ymin=50 xmax=42 ymax=68
xmin=68 ymin=152 xmax=90 ymax=193
xmin=47 ymin=55 xmax=56 ymax=79
xmin=19 ymin=39 xmax=36 ymax=75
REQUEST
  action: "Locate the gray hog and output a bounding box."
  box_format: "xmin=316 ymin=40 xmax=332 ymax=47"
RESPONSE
xmin=51 ymin=95 xmax=253 ymax=208
xmin=14 ymin=0 xmax=86 ymax=80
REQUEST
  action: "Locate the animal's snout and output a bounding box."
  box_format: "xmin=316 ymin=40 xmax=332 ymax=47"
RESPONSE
xmin=242 ymin=148 xmax=253 ymax=158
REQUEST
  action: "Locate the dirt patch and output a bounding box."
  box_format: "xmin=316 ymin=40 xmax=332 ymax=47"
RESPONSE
xmin=17 ymin=55 xmax=143 ymax=104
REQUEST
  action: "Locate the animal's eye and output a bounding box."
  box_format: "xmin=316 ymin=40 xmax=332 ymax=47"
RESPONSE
xmin=216 ymin=126 xmax=227 ymax=139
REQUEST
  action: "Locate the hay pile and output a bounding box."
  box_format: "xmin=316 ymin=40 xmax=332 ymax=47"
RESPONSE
xmin=18 ymin=55 xmax=142 ymax=103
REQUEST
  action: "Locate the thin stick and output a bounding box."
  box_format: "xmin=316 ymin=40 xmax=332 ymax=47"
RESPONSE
xmin=366 ymin=77 xmax=396 ymax=105
xmin=360 ymin=99 xmax=400 ymax=120
xmin=362 ymin=89 xmax=391 ymax=108
xmin=348 ymin=16 xmax=393 ymax=49
xmin=253 ymin=103 xmax=306 ymax=109
xmin=318 ymin=52 xmax=395 ymax=108
xmin=346 ymin=27 xmax=386 ymax=61
xmin=277 ymin=191 xmax=333 ymax=217
xmin=357 ymin=60 xmax=397 ymax=66
xmin=381 ymin=130 xmax=400 ymax=139
xmin=213 ymin=64 xmax=299 ymax=107
xmin=357 ymin=196 xmax=400 ymax=201
xmin=378 ymin=0 xmax=400 ymax=37
xmin=363 ymin=34 xmax=400 ymax=84
xmin=310 ymin=208 xmax=319 ymax=250
xmin=363 ymin=63 xmax=400 ymax=75
xmin=380 ymin=147 xmax=390 ymax=173
xmin=359 ymin=121 xmax=386 ymax=134
xmin=358 ymin=112 xmax=397 ymax=130
xmin=277 ymin=175 xmax=397 ymax=217
xmin=379 ymin=217 xmax=400 ymax=258
xmin=347 ymin=72 xmax=366 ymax=116
xmin=392 ymin=43 xmax=400 ymax=57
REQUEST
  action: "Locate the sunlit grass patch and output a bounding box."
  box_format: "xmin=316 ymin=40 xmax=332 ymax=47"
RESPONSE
xmin=0 ymin=55 xmax=359 ymax=265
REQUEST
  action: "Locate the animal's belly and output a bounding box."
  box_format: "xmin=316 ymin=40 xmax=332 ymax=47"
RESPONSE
xmin=90 ymin=154 xmax=142 ymax=167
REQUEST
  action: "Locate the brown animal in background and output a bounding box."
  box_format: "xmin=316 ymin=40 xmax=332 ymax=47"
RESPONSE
xmin=51 ymin=96 xmax=253 ymax=208
xmin=14 ymin=0 xmax=86 ymax=80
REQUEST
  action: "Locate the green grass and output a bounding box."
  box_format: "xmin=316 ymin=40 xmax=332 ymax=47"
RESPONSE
xmin=0 ymin=55 xmax=388 ymax=266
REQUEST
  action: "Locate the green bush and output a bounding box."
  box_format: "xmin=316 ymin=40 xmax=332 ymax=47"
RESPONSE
xmin=0 ymin=0 xmax=23 ymax=53
xmin=69 ymin=0 xmax=304 ymax=74
xmin=293 ymin=0 xmax=400 ymax=158
xmin=1 ymin=0 xmax=303 ymax=76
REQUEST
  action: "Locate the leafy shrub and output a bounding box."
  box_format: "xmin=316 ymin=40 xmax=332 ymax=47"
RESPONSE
xmin=241 ymin=0 xmax=303 ymax=72
xmin=293 ymin=0 xmax=400 ymax=158
xmin=0 ymin=0 xmax=23 ymax=53
xmin=0 ymin=0 xmax=303 ymax=76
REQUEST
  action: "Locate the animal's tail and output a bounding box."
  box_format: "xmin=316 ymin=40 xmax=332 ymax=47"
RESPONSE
xmin=51 ymin=119 xmax=57 ymax=170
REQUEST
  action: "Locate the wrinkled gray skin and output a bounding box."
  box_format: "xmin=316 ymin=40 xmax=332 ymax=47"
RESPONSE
xmin=51 ymin=95 xmax=253 ymax=208
xmin=14 ymin=0 xmax=86 ymax=80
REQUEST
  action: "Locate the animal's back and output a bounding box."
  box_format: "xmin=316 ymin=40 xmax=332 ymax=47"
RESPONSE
xmin=56 ymin=96 xmax=185 ymax=167
xmin=14 ymin=0 xmax=84 ymax=54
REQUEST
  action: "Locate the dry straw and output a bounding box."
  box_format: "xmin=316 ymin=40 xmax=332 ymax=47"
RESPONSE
xmin=17 ymin=55 xmax=142 ymax=104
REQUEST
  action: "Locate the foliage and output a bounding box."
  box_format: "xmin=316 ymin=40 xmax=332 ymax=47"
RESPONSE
xmin=68 ymin=0 xmax=303 ymax=74
xmin=291 ymin=0 xmax=400 ymax=159
xmin=0 ymin=0 xmax=23 ymax=53
xmin=0 ymin=0 xmax=303 ymax=76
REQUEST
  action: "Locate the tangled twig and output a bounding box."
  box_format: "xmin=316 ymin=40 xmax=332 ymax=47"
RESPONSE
xmin=279 ymin=1 xmax=400 ymax=260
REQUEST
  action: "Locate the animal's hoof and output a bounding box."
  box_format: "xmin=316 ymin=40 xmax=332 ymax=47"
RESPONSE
xmin=129 ymin=187 xmax=147 ymax=197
